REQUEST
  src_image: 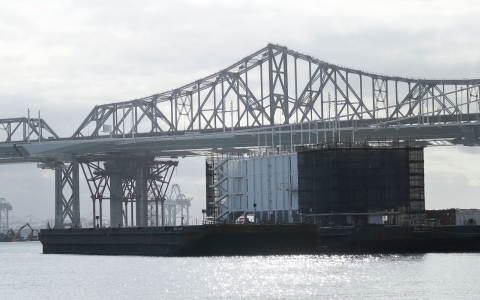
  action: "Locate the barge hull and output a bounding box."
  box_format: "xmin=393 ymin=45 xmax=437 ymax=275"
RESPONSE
xmin=39 ymin=224 xmax=319 ymax=256
xmin=39 ymin=225 xmax=480 ymax=256
xmin=318 ymin=225 xmax=480 ymax=253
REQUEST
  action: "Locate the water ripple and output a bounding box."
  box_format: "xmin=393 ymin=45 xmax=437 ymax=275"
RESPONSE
xmin=1 ymin=243 xmax=479 ymax=299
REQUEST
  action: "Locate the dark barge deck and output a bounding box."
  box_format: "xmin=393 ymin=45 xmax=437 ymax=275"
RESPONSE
xmin=39 ymin=224 xmax=480 ymax=256
xmin=39 ymin=224 xmax=319 ymax=256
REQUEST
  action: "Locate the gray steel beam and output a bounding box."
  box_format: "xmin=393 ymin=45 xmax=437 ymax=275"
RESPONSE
xmin=0 ymin=118 xmax=59 ymax=143
xmin=54 ymin=162 xmax=80 ymax=228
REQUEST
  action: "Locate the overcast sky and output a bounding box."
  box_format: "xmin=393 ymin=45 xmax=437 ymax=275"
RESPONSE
xmin=1 ymin=0 xmax=480 ymax=225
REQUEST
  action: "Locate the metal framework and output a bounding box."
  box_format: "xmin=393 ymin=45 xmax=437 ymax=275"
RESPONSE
xmin=0 ymin=117 xmax=59 ymax=143
xmin=163 ymin=184 xmax=193 ymax=226
xmin=68 ymin=43 xmax=479 ymax=141
xmin=146 ymin=161 xmax=178 ymax=226
xmin=80 ymin=160 xmax=110 ymax=227
xmin=81 ymin=158 xmax=177 ymax=227
xmin=0 ymin=43 xmax=479 ymax=164
xmin=53 ymin=162 xmax=80 ymax=228
xmin=0 ymin=198 xmax=12 ymax=232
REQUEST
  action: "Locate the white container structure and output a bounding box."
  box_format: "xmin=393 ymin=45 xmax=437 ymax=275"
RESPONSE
xmin=456 ymin=209 xmax=480 ymax=225
xmin=211 ymin=153 xmax=300 ymax=223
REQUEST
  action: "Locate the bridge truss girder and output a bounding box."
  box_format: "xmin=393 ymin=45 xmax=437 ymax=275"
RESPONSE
xmin=68 ymin=44 xmax=479 ymax=140
xmin=0 ymin=117 xmax=59 ymax=143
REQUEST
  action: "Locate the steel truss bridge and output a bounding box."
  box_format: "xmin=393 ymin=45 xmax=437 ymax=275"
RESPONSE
xmin=0 ymin=43 xmax=478 ymax=228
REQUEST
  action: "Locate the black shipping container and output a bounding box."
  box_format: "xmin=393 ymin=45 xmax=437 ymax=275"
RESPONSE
xmin=297 ymin=147 xmax=425 ymax=214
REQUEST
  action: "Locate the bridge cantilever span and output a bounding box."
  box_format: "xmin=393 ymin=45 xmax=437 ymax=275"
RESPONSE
xmin=0 ymin=43 xmax=479 ymax=163
xmin=68 ymin=43 xmax=480 ymax=142
xmin=0 ymin=117 xmax=59 ymax=143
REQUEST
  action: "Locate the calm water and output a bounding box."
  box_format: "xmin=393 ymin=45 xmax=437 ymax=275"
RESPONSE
xmin=1 ymin=242 xmax=480 ymax=299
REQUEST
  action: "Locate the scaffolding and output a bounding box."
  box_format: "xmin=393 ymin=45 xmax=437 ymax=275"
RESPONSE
xmin=205 ymin=157 xmax=218 ymax=217
xmin=297 ymin=138 xmax=425 ymax=226
xmin=0 ymin=198 xmax=12 ymax=233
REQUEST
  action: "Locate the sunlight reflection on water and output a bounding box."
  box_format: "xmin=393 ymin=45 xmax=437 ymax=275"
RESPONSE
xmin=1 ymin=242 xmax=479 ymax=299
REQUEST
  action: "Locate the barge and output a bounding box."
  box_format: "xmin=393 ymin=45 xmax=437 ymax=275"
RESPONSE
xmin=39 ymin=224 xmax=319 ymax=256
xmin=38 ymin=144 xmax=480 ymax=256
xmin=39 ymin=224 xmax=480 ymax=256
xmin=317 ymin=225 xmax=480 ymax=253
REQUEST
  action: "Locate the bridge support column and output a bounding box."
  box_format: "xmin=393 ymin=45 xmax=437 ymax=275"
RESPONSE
xmin=110 ymin=173 xmax=123 ymax=227
xmin=82 ymin=157 xmax=177 ymax=228
xmin=160 ymin=197 xmax=165 ymax=226
xmin=54 ymin=162 xmax=80 ymax=228
xmin=135 ymin=164 xmax=149 ymax=227
xmin=105 ymin=160 xmax=124 ymax=227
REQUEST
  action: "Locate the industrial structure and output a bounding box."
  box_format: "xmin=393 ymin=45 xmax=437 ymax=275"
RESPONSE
xmin=163 ymin=184 xmax=193 ymax=226
xmin=0 ymin=44 xmax=478 ymax=229
xmin=207 ymin=151 xmax=299 ymax=223
xmin=0 ymin=198 xmax=12 ymax=233
xmin=79 ymin=158 xmax=178 ymax=228
xmin=206 ymin=138 xmax=425 ymax=225
xmin=426 ymin=208 xmax=480 ymax=226
xmin=296 ymin=140 xmax=425 ymax=226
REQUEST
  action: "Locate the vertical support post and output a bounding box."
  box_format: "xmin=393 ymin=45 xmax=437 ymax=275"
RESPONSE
xmin=294 ymin=57 xmax=298 ymax=123
xmin=260 ymin=63 xmax=264 ymax=126
xmin=221 ymin=77 xmax=226 ymax=132
xmin=72 ymin=162 xmax=80 ymax=226
xmin=155 ymin=197 xmax=159 ymax=226
xmin=54 ymin=169 xmax=63 ymax=228
xmin=108 ymin=160 xmax=124 ymax=227
xmin=92 ymin=196 xmax=96 ymax=228
xmin=268 ymin=44 xmax=275 ymax=125
xmin=213 ymin=84 xmax=217 ymax=128
xmin=123 ymin=198 xmax=127 ymax=225
xmin=99 ymin=197 xmax=103 ymax=228
xmin=142 ymin=164 xmax=149 ymax=226
xmin=131 ymin=196 xmax=134 ymax=226
xmin=161 ymin=197 xmax=165 ymax=226
xmin=282 ymin=51 xmax=289 ymax=123
xmin=135 ymin=162 xmax=149 ymax=227
xmin=197 ymin=83 xmax=201 ymax=129
xmin=54 ymin=162 xmax=80 ymax=228
xmin=372 ymin=77 xmax=375 ymax=121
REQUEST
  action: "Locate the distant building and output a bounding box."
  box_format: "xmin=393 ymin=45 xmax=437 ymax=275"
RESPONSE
xmin=426 ymin=209 xmax=480 ymax=226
